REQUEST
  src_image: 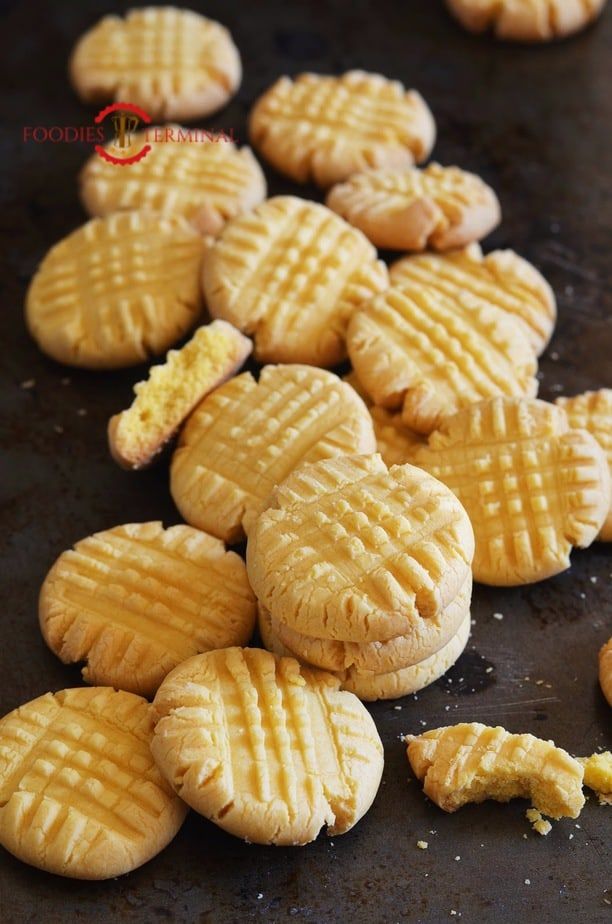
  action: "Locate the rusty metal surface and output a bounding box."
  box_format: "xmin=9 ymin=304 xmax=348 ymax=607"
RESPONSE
xmin=0 ymin=1 xmax=611 ymax=921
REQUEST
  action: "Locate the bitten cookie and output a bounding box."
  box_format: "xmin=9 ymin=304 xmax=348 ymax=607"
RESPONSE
xmin=39 ymin=522 xmax=256 ymax=698
xmin=347 ymin=283 xmax=538 ymax=434
xmin=446 ymin=0 xmax=606 ymax=42
xmin=390 ymin=244 xmax=556 ymax=356
xmin=0 ymin=687 xmax=187 ymax=879
xmin=247 ymin=454 xmax=474 ymax=643
xmin=170 ymin=365 xmax=376 ymax=543
xmin=108 ymin=321 xmax=252 ymax=470
xmin=151 ymin=647 xmax=384 ymax=844
xmin=249 ymin=70 xmax=435 ymax=187
xmin=202 ymin=196 xmax=389 ymax=367
xmin=556 ymin=390 xmax=612 ymax=540
xmin=600 ymin=639 xmax=612 ymax=706
xmin=326 ymin=164 xmax=500 ymax=252
xmin=70 ymin=7 xmax=241 ymax=119
xmin=411 ymin=397 xmax=610 ymax=585
xmin=26 ymin=211 xmax=206 ymax=369
xmin=80 ymin=132 xmax=266 ymax=236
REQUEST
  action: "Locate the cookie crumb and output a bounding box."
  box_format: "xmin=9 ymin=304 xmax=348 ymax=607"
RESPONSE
xmin=526 ymin=808 xmax=552 ymax=835
xmin=492 ymin=612 xmax=504 ymax=621
xmin=20 ymin=378 xmax=36 ymax=389
xmin=53 ymin=424 xmax=64 ymax=434
xmin=416 ymin=840 xmax=428 ymax=850
xmin=524 ymin=879 xmax=531 ymax=886
xmin=77 ymin=408 xmax=88 ymax=416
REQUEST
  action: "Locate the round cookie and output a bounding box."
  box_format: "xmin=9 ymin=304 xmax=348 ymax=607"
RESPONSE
xmin=170 ymin=365 xmax=377 ymax=543
xmin=26 ymin=211 xmax=205 ymax=369
xmin=599 ymin=639 xmax=612 ymax=706
xmin=390 ymin=244 xmax=556 ymax=356
xmin=326 ymin=164 xmax=500 ymax=252
xmin=70 ymin=7 xmax=241 ymax=120
xmin=0 ymin=687 xmax=187 ymax=879
xmin=247 ymin=453 xmax=475 ymax=643
xmin=347 ymin=282 xmax=538 ymax=434
xmin=40 ymin=522 xmax=256 ymax=698
xmin=151 ymin=647 xmax=384 ymax=844
xmin=446 ymin=0 xmax=606 ymax=42
xmin=202 ymin=196 xmax=389 ymax=367
xmin=411 ymin=397 xmax=611 ymax=586
xmin=555 ymin=390 xmax=612 ymax=541
xmin=80 ymin=132 xmax=266 ymax=236
xmin=344 ymin=371 xmax=425 ymax=466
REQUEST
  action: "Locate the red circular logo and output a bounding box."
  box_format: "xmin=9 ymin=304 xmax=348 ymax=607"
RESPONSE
xmin=94 ymin=102 xmax=152 ymax=165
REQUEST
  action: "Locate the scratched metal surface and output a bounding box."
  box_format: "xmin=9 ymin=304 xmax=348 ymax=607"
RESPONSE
xmin=0 ymin=1 xmax=611 ymax=921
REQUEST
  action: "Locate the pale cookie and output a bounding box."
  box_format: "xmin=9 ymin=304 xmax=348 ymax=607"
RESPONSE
xmin=80 ymin=132 xmax=266 ymax=236
xmin=247 ymin=454 xmax=474 ymax=644
xmin=108 ymin=321 xmax=252 ymax=470
xmin=446 ymin=0 xmax=606 ymax=42
xmin=412 ymin=397 xmax=610 ymax=585
xmin=344 ymin=371 xmax=425 ymax=466
xmin=40 ymin=522 xmax=256 ymax=698
xmin=556 ymin=390 xmax=612 ymax=540
xmin=390 ymin=243 xmax=556 ymax=356
xmin=579 ymin=752 xmax=612 ymax=805
xmin=151 ymin=647 xmax=384 ymax=845
xmin=347 ymin=283 xmax=538 ymax=434
xmin=0 ymin=687 xmax=187 ymax=879
xmin=26 ymin=211 xmax=205 ymax=369
xmin=406 ymin=722 xmax=585 ymax=819
xmin=599 ymin=639 xmax=612 ymax=706
xmin=327 ymin=164 xmax=500 ymax=252
xmin=70 ymin=7 xmax=241 ymax=120
xmin=202 ymin=196 xmax=389 ymax=367
xmin=249 ymin=70 xmax=436 ymax=187
xmin=170 ymin=365 xmax=376 ymax=543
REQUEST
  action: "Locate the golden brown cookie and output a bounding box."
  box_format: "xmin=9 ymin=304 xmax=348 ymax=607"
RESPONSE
xmin=249 ymin=70 xmax=435 ymax=187
xmin=599 ymin=639 xmax=612 ymax=706
xmin=412 ymin=397 xmax=611 ymax=585
xmin=108 ymin=321 xmax=252 ymax=470
xmin=446 ymin=0 xmax=606 ymax=42
xmin=39 ymin=522 xmax=256 ymax=698
xmin=347 ymin=283 xmax=538 ymax=434
xmin=389 ymin=244 xmax=556 ymax=356
xmin=202 ymin=196 xmax=389 ymax=367
xmin=247 ymin=453 xmax=474 ymax=643
xmin=151 ymin=647 xmax=384 ymax=844
xmin=0 ymin=687 xmax=187 ymax=878
xmin=70 ymin=8 xmax=241 ymax=119
xmin=170 ymin=365 xmax=376 ymax=543
xmin=26 ymin=211 xmax=205 ymax=369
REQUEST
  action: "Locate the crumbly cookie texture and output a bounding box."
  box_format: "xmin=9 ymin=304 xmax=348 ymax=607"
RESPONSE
xmin=327 ymin=164 xmax=500 ymax=251
xmin=412 ymin=397 xmax=610 ymax=585
xmin=108 ymin=321 xmax=252 ymax=470
xmin=170 ymin=365 xmax=376 ymax=543
xmin=70 ymin=7 xmax=241 ymax=120
xmin=390 ymin=243 xmax=556 ymax=356
xmin=343 ymin=372 xmax=425 ymax=466
xmin=202 ymin=196 xmax=389 ymax=367
xmin=599 ymin=639 xmax=612 ymax=706
xmin=151 ymin=647 xmax=384 ymax=844
xmin=446 ymin=0 xmax=606 ymax=42
xmin=556 ymin=390 xmax=612 ymax=540
xmin=347 ymin=283 xmax=538 ymax=434
xmin=39 ymin=522 xmax=256 ymax=698
xmin=406 ymin=723 xmax=585 ymax=819
xmin=0 ymin=687 xmax=187 ymax=879
xmin=249 ymin=70 xmax=435 ymax=187
xmin=26 ymin=211 xmax=206 ymax=369
xmin=80 ymin=131 xmax=266 ymax=235
xmin=579 ymin=752 xmax=612 ymax=805
xmin=247 ymin=453 xmax=474 ymax=644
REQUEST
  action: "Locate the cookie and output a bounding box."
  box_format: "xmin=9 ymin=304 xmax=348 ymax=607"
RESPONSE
xmin=247 ymin=453 xmax=474 ymax=644
xmin=347 ymin=282 xmax=538 ymax=434
xmin=390 ymin=244 xmax=556 ymax=356
xmin=411 ymin=397 xmax=611 ymax=585
xmin=26 ymin=211 xmax=205 ymax=369
xmin=580 ymin=752 xmax=612 ymax=804
xmin=80 ymin=133 xmax=266 ymax=236
xmin=405 ymin=722 xmax=585 ymax=819
xmin=555 ymin=390 xmax=612 ymax=540
xmin=70 ymin=8 xmax=241 ymax=120
xmin=170 ymin=365 xmax=376 ymax=543
xmin=446 ymin=0 xmax=606 ymax=42
xmin=39 ymin=522 xmax=256 ymax=698
xmin=344 ymin=372 xmax=425 ymax=466
xmin=151 ymin=647 xmax=384 ymax=845
xmin=327 ymin=164 xmax=500 ymax=252
xmin=249 ymin=70 xmax=435 ymax=187
xmin=202 ymin=196 xmax=389 ymax=367
xmin=600 ymin=639 xmax=612 ymax=706
xmin=108 ymin=321 xmax=252 ymax=470
xmin=0 ymin=687 xmax=187 ymax=879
